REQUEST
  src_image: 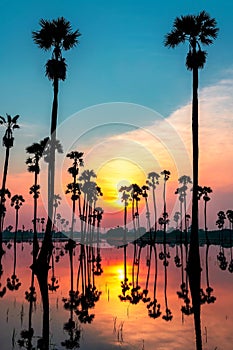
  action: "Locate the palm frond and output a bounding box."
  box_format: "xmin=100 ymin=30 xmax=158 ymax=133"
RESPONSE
xmin=164 ymin=30 xmax=186 ymax=48
xmin=165 ymin=11 xmax=218 ymax=52
xmin=186 ymin=49 xmax=207 ymax=70
xmin=0 ymin=116 xmax=6 ymax=123
xmin=45 ymin=58 xmax=67 ymax=81
xmin=32 ymin=19 xmax=54 ymax=50
xmin=11 ymin=115 xmax=20 ymax=124
xmin=62 ymin=31 xmax=81 ymax=50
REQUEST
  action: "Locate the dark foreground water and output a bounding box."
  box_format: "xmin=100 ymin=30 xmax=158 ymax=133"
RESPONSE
xmin=0 ymin=241 xmax=232 ymax=350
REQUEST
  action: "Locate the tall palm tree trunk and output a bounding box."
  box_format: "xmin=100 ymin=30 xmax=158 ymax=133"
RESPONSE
xmin=37 ymin=271 xmax=50 ymax=348
xmin=35 ymin=77 xmax=59 ymax=272
xmin=163 ymin=180 xmax=167 ymax=245
xmin=69 ymin=248 xmax=74 ymax=294
xmin=188 ymin=51 xmax=202 ymax=350
xmin=152 ymin=189 xmax=157 ymax=232
xmin=124 ymin=204 xmax=127 ymax=243
xmin=47 ymin=75 xmax=59 ymax=237
xmin=0 ymin=145 xmax=10 ymax=252
xmin=123 ymin=244 xmax=127 ymax=285
xmin=71 ymin=198 xmax=76 ymax=241
xmin=33 ymin=171 xmax=39 ymax=259
xmin=189 ymin=55 xmax=200 ymax=265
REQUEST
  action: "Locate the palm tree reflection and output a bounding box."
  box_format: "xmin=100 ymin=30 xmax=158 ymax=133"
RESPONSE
xmin=146 ymin=243 xmax=161 ymax=319
xmin=7 ymin=194 xmax=24 ymax=291
xmin=48 ymin=247 xmax=59 ymax=292
xmin=216 ymin=211 xmax=228 ymax=270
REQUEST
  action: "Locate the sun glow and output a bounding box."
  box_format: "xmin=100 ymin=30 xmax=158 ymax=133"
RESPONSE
xmin=96 ymin=158 xmax=146 ymax=211
xmin=117 ymin=268 xmax=125 ymax=281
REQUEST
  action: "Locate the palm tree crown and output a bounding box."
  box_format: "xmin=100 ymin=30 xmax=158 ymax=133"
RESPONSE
xmin=26 ymin=137 xmax=49 ymax=174
xmin=32 ymin=17 xmax=81 ymax=81
xmin=11 ymin=195 xmax=25 ymax=210
xmin=0 ymin=114 xmax=20 ymax=148
xmin=164 ymin=11 xmax=219 ymax=70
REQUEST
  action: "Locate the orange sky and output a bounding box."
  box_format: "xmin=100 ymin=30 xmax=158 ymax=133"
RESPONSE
xmin=1 ymin=77 xmax=233 ymax=231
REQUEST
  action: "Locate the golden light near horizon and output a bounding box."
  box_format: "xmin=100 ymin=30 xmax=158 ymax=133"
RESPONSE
xmin=96 ymin=158 xmax=146 ymax=212
xmin=117 ymin=267 xmax=125 ymax=281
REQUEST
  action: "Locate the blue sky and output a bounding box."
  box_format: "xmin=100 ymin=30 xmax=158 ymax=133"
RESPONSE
xmin=0 ymin=0 xmax=232 ymax=125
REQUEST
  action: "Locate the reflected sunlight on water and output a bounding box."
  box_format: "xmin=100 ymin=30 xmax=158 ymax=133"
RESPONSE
xmin=0 ymin=242 xmax=232 ymax=349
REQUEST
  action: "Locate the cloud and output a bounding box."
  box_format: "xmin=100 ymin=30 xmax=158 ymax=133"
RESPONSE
xmin=84 ymin=75 xmax=233 ymax=228
xmin=2 ymin=76 xmax=233 ymax=230
xmin=166 ymin=77 xmax=233 ymax=190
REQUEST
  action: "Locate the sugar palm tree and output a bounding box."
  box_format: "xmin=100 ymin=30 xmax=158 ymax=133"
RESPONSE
xmin=165 ymin=14 xmax=218 ymax=348
xmin=142 ymin=185 xmax=151 ymax=232
xmin=130 ymin=183 xmax=142 ymax=236
xmin=226 ymin=210 xmax=233 ymax=231
xmin=119 ymin=185 xmax=132 ymax=243
xmin=26 ymin=137 xmax=49 ymax=257
xmin=79 ymin=169 xmax=97 ymax=235
xmin=198 ymin=186 xmax=212 ymax=244
xmin=173 ymin=211 xmax=181 ymax=231
xmin=66 ymin=151 xmax=84 ymax=240
xmin=160 ymin=170 xmax=170 ymax=242
xmin=7 ymin=194 xmax=25 ymax=292
xmin=216 ymin=210 xmax=226 ymax=230
xmin=144 ymin=242 xmax=161 ymax=319
xmin=32 ymin=17 xmax=81 ymax=242
xmin=165 ymin=11 xmax=218 ymax=272
xmin=53 ymin=194 xmax=62 ymax=231
xmin=65 ymin=151 xmax=84 ymax=301
xmin=226 ymin=210 xmax=233 ymax=273
xmin=146 ymin=172 xmax=160 ymax=232
xmin=216 ymin=211 xmax=228 ymax=271
xmin=11 ymin=194 xmax=25 ymax=235
xmin=178 ymin=175 xmax=192 ymax=235
xmin=0 ymin=114 xmax=20 ymax=254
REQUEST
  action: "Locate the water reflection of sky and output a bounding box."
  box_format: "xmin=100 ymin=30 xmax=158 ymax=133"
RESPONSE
xmin=0 ymin=243 xmax=233 ymax=349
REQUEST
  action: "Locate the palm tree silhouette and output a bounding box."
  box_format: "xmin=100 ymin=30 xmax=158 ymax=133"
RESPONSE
xmin=142 ymin=185 xmax=151 ymax=232
xmin=146 ymin=244 xmax=161 ymax=319
xmin=119 ymin=185 xmax=132 ymax=243
xmin=165 ymin=11 xmax=218 ymax=280
xmin=93 ymin=207 xmax=104 ymax=276
xmin=198 ymin=186 xmax=212 ymax=244
xmin=216 ymin=211 xmax=228 ymax=270
xmin=204 ymin=243 xmax=216 ymax=304
xmin=226 ymin=210 xmax=233 ymax=272
xmin=26 ymin=137 xmax=49 ymax=257
xmin=48 ymin=247 xmax=59 ymax=292
xmin=53 ymin=194 xmax=62 ymax=231
xmin=41 ymin=217 xmax=45 ymax=232
xmin=75 ymin=245 xmax=101 ymax=324
xmin=119 ymin=244 xmax=131 ymax=302
xmin=165 ymin=15 xmax=218 ymax=348
xmin=0 ymin=114 xmax=20 ymax=255
xmin=21 ymin=266 xmax=37 ymax=350
xmin=7 ymin=194 xmax=25 ymax=292
xmin=11 ymin=194 xmax=25 ymax=235
xmin=65 ymin=151 xmax=84 ymax=298
xmin=32 ymin=17 xmax=81 ymax=250
xmin=79 ymin=170 xmax=103 ymax=243
xmin=226 ymin=210 xmax=233 ymax=231
xmin=61 ymin=317 xmax=81 ymax=349
xmin=130 ymin=183 xmax=142 ymax=238
xmin=79 ymin=169 xmax=97 ymax=238
xmin=177 ymin=175 xmax=192 ymax=245
xmin=173 ymin=211 xmax=181 ymax=230
xmin=216 ymin=210 xmax=226 ymax=230
xmin=146 ymin=172 xmax=160 ymax=232
xmin=160 ymin=170 xmax=170 ymax=243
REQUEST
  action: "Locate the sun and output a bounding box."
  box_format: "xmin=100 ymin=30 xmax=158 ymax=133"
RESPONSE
xmin=96 ymin=158 xmax=146 ymax=211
